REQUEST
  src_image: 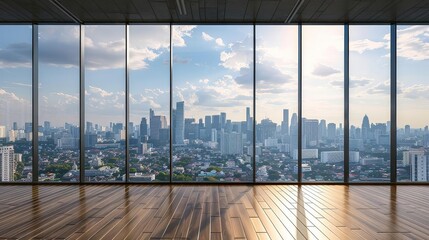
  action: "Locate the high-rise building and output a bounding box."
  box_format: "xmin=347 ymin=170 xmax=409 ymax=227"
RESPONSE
xmin=407 ymin=148 xmax=428 ymax=181
xmin=303 ymin=119 xmax=318 ymax=147
xmin=174 ymin=101 xmax=185 ymax=144
xmin=327 ymin=123 xmax=336 ymax=141
xmin=405 ymin=125 xmax=411 ymax=137
xmin=12 ymin=122 xmax=18 ymax=131
xmin=220 ymin=112 xmax=226 ymax=129
xmin=0 ymin=146 xmax=15 ymax=182
xmin=281 ymin=109 xmax=289 ymax=135
xmin=319 ymin=119 xmax=327 ymax=140
xmin=246 ymin=107 xmax=251 ymax=130
xmin=220 ymin=132 xmax=243 ymax=155
xmin=0 ymin=126 xmax=6 ymax=138
xmin=290 ymin=113 xmax=298 ymax=153
xmin=140 ymin=118 xmax=148 ymax=142
xmin=25 ymin=122 xmax=32 ymax=133
xmin=362 ymin=115 xmax=370 ymax=141
xmin=212 ymin=115 xmax=220 ymax=131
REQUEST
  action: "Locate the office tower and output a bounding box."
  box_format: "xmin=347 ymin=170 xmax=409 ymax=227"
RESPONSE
xmin=319 ymin=119 xmax=327 ymax=139
xmin=112 ymin=123 xmax=123 ymax=134
xmin=140 ymin=118 xmax=148 ymax=142
xmin=362 ymin=114 xmax=370 ymax=141
xmin=86 ymin=122 xmax=93 ymax=133
xmin=185 ymin=118 xmax=195 ymax=140
xmin=406 ymin=148 xmax=428 ymax=181
xmin=405 ymin=125 xmax=411 ymax=137
xmin=212 ymin=115 xmax=220 ymax=131
xmin=43 ymin=121 xmax=51 ymax=131
xmin=220 ymin=112 xmax=226 ymax=129
xmin=281 ymin=109 xmax=289 ymax=135
xmin=290 ymin=113 xmax=298 ymax=153
xmin=204 ymin=115 xmax=212 ymax=141
xmin=257 ymin=119 xmax=276 ymax=143
xmin=303 ymin=119 xmax=319 ymax=147
xmin=150 ymin=116 xmax=162 ymax=140
xmin=246 ymin=107 xmax=251 ymax=130
xmin=12 ymin=122 xmax=17 ymax=131
xmin=327 ymin=123 xmax=336 ymax=141
xmin=25 ymin=122 xmax=32 ymax=133
xmin=220 ymin=132 xmax=243 ymax=155
xmin=0 ymin=126 xmax=5 ymax=138
xmin=198 ymin=118 xmax=204 ymax=129
xmin=0 ymin=146 xmax=14 ymax=182
xmin=174 ymin=101 xmax=185 ymax=144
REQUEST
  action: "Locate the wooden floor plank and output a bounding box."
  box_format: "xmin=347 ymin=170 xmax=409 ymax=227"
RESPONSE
xmin=0 ymin=185 xmax=427 ymax=239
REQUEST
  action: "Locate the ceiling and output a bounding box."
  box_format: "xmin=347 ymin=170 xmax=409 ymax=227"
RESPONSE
xmin=1 ymin=0 xmax=429 ymax=24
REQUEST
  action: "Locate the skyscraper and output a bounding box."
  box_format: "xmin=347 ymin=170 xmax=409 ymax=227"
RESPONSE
xmin=362 ymin=114 xmax=370 ymax=142
xmin=140 ymin=118 xmax=148 ymax=142
xmin=220 ymin=112 xmax=226 ymax=129
xmin=174 ymin=101 xmax=185 ymax=144
xmin=220 ymin=132 xmax=243 ymax=155
xmin=0 ymin=146 xmax=14 ymax=182
xmin=281 ymin=109 xmax=289 ymax=135
xmin=290 ymin=113 xmax=298 ymax=153
xmin=319 ymin=119 xmax=327 ymax=139
xmin=327 ymin=123 xmax=336 ymax=141
xmin=246 ymin=107 xmax=251 ymax=130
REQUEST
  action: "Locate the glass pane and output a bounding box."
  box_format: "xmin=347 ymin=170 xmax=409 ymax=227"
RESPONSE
xmin=38 ymin=25 xmax=80 ymax=182
xmin=0 ymin=25 xmax=33 ymax=182
xmin=349 ymin=26 xmax=390 ymax=182
xmin=302 ymin=26 xmax=344 ymax=182
xmin=397 ymin=25 xmax=429 ymax=182
xmin=84 ymin=25 xmax=125 ymax=182
xmin=172 ymin=25 xmax=254 ymax=182
xmin=129 ymin=25 xmax=170 ymax=182
xmin=255 ymin=26 xmax=298 ymax=182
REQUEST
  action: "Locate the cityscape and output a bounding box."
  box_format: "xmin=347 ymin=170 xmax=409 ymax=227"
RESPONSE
xmin=1 ymin=101 xmax=428 ymax=182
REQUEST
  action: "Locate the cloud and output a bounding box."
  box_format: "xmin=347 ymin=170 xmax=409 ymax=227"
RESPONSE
xmin=88 ymin=85 xmax=113 ymax=97
xmin=312 ymin=64 xmax=341 ymax=77
xmin=400 ymin=84 xmax=429 ymax=99
xmin=395 ymin=26 xmax=429 ymax=61
xmin=219 ymin=35 xmax=253 ymax=72
xmin=0 ymin=43 xmax=32 ymax=68
xmin=173 ymin=26 xmax=197 ymax=47
xmin=330 ymin=79 xmax=371 ymax=88
xmin=202 ymin=32 xmax=214 ymax=41
xmin=367 ymin=81 xmax=391 ymax=95
xmin=215 ymin=38 xmax=225 ymax=47
xmin=350 ymin=39 xmax=387 ymax=54
xmin=0 ymin=88 xmax=25 ymax=102
xmin=174 ymin=75 xmax=252 ymax=109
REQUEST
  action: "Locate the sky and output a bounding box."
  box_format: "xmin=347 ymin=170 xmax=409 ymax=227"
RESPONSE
xmin=1 ymin=25 xmax=429 ymax=129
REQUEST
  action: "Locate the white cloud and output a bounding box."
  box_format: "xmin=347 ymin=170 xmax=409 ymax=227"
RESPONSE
xmin=220 ymin=36 xmax=253 ymax=71
xmin=0 ymin=88 xmax=25 ymax=102
xmin=350 ymin=39 xmax=387 ymax=54
xmin=312 ymin=64 xmax=341 ymax=77
xmin=395 ymin=26 xmax=429 ymax=61
xmin=88 ymin=85 xmax=113 ymax=97
xmin=202 ymin=32 xmax=214 ymax=41
xmin=199 ymin=78 xmax=209 ymax=84
xmin=173 ymin=26 xmax=197 ymax=47
xmin=400 ymin=84 xmax=429 ymax=99
xmin=215 ymin=38 xmax=225 ymax=47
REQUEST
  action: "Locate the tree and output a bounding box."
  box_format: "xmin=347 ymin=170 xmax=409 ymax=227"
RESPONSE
xmin=268 ymin=170 xmax=280 ymax=181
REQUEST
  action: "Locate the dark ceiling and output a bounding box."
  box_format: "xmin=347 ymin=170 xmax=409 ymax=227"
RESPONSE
xmin=1 ymin=0 xmax=429 ymax=24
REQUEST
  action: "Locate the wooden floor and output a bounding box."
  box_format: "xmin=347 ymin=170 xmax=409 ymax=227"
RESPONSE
xmin=0 ymin=185 xmax=428 ymax=240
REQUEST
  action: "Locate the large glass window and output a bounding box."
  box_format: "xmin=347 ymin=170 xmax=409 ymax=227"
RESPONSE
xmin=172 ymin=25 xmax=254 ymax=182
xmin=302 ymin=26 xmax=344 ymax=182
xmin=349 ymin=26 xmax=390 ymax=182
xmin=38 ymin=25 xmax=80 ymax=182
xmin=255 ymin=26 xmax=298 ymax=182
xmin=397 ymin=25 xmax=429 ymax=182
xmin=84 ymin=25 xmax=125 ymax=182
xmin=129 ymin=25 xmax=170 ymax=182
xmin=0 ymin=25 xmax=33 ymax=182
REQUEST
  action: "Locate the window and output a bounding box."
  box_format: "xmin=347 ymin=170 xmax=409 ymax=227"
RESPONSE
xmin=128 ymin=25 xmax=170 ymax=182
xmin=255 ymin=26 xmax=298 ymax=182
xmin=38 ymin=25 xmax=80 ymax=182
xmin=172 ymin=25 xmax=254 ymax=182
xmin=397 ymin=25 xmax=429 ymax=182
xmin=302 ymin=26 xmax=344 ymax=182
xmin=84 ymin=25 xmax=126 ymax=182
xmin=0 ymin=25 xmax=32 ymax=182
xmin=349 ymin=26 xmax=390 ymax=182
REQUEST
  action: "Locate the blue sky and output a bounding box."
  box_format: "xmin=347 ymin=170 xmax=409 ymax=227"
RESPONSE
xmin=1 ymin=25 xmax=429 ymax=129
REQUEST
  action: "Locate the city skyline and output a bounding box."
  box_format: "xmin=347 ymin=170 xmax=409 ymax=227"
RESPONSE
xmin=2 ymin=25 xmax=429 ymax=128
